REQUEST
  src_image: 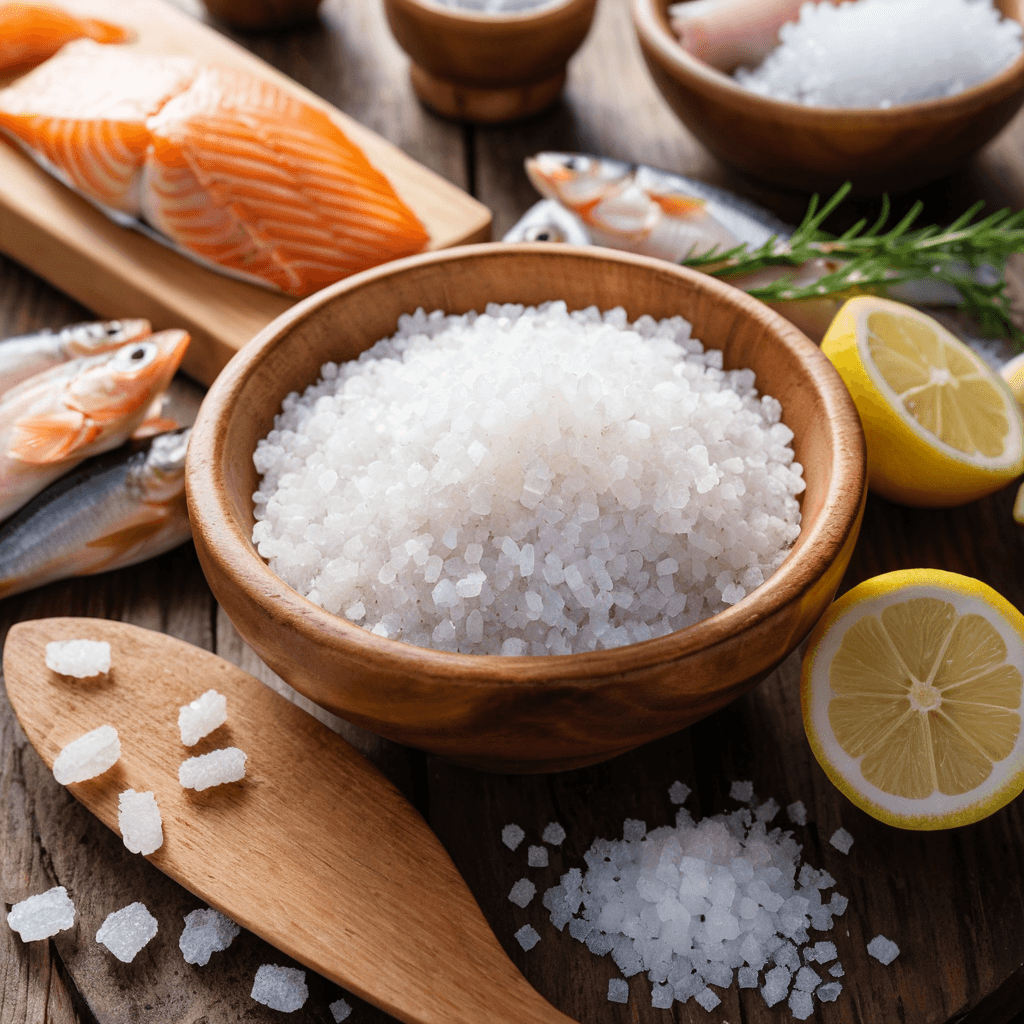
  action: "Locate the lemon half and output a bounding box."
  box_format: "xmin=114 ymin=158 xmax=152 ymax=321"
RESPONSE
xmin=801 ymin=569 xmax=1024 ymax=830
xmin=822 ymin=296 xmax=1024 ymax=506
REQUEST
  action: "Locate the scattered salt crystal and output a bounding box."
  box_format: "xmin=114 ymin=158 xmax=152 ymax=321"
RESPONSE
xmin=508 ymin=878 xmax=537 ymax=908
xmin=805 ymin=940 xmax=836 ymax=964
xmin=829 ymin=892 xmax=849 ymax=916
xmin=6 ymin=886 xmax=75 ymax=940
xmin=867 ymin=935 xmax=900 ymax=965
xmin=651 ymin=982 xmax=673 ymax=1008
xmin=179 ymin=747 xmax=247 ymax=791
xmin=738 ymin=966 xmax=759 ymax=988
xmin=53 ymin=724 xmax=120 ymax=784
xmin=668 ymin=780 xmax=691 ymax=805
xmin=829 ymin=828 xmax=854 ymax=854
xmin=178 ymin=689 xmax=227 ymax=746
xmin=607 ymin=978 xmax=629 ymax=1004
xmin=179 ymin=908 xmax=240 ymax=965
xmin=786 ymin=800 xmax=807 ymax=826
xmin=622 ymin=818 xmax=646 ymax=842
xmin=515 ymin=923 xmax=541 ymax=950
xmin=817 ymin=980 xmax=843 ymax=1001
xmin=527 ymin=845 xmax=549 ymax=867
xmin=794 ymin=965 xmax=821 ymax=991
xmin=45 ymin=639 xmax=110 ymax=677
xmin=502 ymin=824 xmax=525 ymax=850
xmin=251 ymin=964 xmax=308 ymax=1012
xmin=330 ymin=998 xmax=353 ymax=1022
xmin=96 ymin=902 xmax=158 ymax=962
xmin=761 ymin=964 xmax=791 ymax=1006
xmin=118 ymin=790 xmax=163 ymax=855
xmin=542 ymin=821 xmax=566 ymax=845
xmin=695 ymin=987 xmax=721 ymax=1010
xmin=729 ymin=779 xmax=754 ymax=803
xmin=754 ymin=797 xmax=779 ymax=823
xmin=829 ymin=961 xmax=845 ymax=978
xmin=789 ymin=987 xmax=814 ymax=1019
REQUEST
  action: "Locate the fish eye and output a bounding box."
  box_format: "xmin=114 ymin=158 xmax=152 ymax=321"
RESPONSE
xmin=111 ymin=341 xmax=158 ymax=371
xmin=524 ymin=225 xmax=563 ymax=243
xmin=561 ymin=156 xmax=577 ymax=170
xmin=105 ymin=321 xmax=124 ymax=335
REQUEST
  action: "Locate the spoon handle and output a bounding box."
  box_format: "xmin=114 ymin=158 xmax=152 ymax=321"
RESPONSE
xmin=3 ymin=617 xmax=576 ymax=1024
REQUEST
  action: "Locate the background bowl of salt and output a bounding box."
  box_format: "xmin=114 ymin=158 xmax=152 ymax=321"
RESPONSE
xmin=382 ymin=0 xmax=599 ymax=123
xmin=186 ymin=243 xmax=865 ymax=774
xmin=631 ymin=0 xmax=1024 ymax=194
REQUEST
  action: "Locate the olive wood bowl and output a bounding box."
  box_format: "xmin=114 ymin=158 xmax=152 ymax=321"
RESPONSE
xmin=383 ymin=0 xmax=598 ymax=123
xmin=186 ymin=243 xmax=866 ymax=774
xmin=631 ymin=0 xmax=1024 ymax=194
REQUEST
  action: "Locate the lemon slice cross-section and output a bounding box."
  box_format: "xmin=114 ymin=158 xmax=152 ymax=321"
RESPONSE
xmin=801 ymin=568 xmax=1024 ymax=830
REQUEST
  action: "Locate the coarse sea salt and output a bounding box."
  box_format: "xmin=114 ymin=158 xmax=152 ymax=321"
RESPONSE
xmin=515 ymin=923 xmax=542 ymax=950
xmin=179 ymin=747 xmax=247 ymax=791
xmin=829 ymin=827 xmax=854 ymax=854
xmin=528 ymin=845 xmax=549 ymax=867
xmin=542 ymin=821 xmax=567 ymax=845
xmin=96 ymin=902 xmax=158 ymax=962
xmin=607 ymin=978 xmax=629 ymax=1003
xmin=53 ymin=724 xmax=120 ymax=784
xmin=330 ymin=998 xmax=353 ymax=1021
xmin=179 ymin=907 xmax=241 ymax=965
xmin=716 ymin=0 xmax=1024 ymax=108
xmin=7 ymin=886 xmax=75 ymax=941
xmin=509 ymin=878 xmax=537 ymax=907
xmin=252 ymin=964 xmax=309 ymax=1012
xmin=178 ymin=689 xmax=227 ymax=746
xmin=118 ymin=789 xmax=163 ymax=855
xmin=502 ymin=823 xmax=526 ymax=850
xmin=45 ymin=639 xmax=110 ymax=677
xmin=252 ymin=303 xmax=804 ymax=656
xmin=867 ymin=934 xmax=900 ymax=965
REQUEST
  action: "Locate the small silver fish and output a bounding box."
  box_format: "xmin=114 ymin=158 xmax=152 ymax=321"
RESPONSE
xmin=0 ymin=318 xmax=152 ymax=396
xmin=0 ymin=427 xmax=191 ymax=599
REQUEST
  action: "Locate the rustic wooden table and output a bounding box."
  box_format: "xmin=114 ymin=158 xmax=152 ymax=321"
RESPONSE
xmin=3 ymin=1 xmax=1024 ymax=1022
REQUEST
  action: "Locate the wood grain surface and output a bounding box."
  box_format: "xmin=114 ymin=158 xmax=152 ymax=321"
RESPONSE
xmin=2 ymin=0 xmax=1024 ymax=1022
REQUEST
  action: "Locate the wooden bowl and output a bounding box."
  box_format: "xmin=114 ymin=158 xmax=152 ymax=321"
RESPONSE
xmin=201 ymin=0 xmax=322 ymax=30
xmin=631 ymin=0 xmax=1024 ymax=194
xmin=186 ymin=243 xmax=866 ymax=774
xmin=382 ymin=0 xmax=598 ymax=123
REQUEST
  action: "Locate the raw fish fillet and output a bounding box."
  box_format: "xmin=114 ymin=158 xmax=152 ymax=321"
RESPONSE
xmin=0 ymin=39 xmax=430 ymax=296
xmin=0 ymin=2 xmax=129 ymax=72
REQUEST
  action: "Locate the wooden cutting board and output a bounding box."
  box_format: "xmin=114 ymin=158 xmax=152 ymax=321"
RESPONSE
xmin=0 ymin=0 xmax=493 ymax=386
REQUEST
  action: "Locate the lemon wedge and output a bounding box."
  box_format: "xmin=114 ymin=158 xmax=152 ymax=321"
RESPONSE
xmin=801 ymin=569 xmax=1024 ymax=830
xmin=821 ymin=296 xmax=1024 ymax=506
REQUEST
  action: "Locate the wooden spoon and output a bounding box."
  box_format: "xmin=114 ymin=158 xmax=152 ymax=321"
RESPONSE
xmin=3 ymin=617 xmax=576 ymax=1024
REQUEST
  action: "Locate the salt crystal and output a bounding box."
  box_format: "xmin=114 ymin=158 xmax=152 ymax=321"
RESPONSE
xmin=738 ymin=966 xmax=759 ymax=988
xmin=53 ymin=724 xmax=120 ymax=784
xmin=515 ymin=923 xmax=541 ymax=950
xmin=761 ymin=965 xmax=791 ymax=1006
xmin=527 ymin=845 xmax=549 ymax=867
xmin=729 ymin=780 xmax=754 ymax=803
xmin=607 ymin=978 xmax=629 ymax=1004
xmin=794 ymin=965 xmax=821 ymax=991
xmin=118 ymin=790 xmax=163 ymax=855
xmin=867 ymin=935 xmax=900 ymax=965
xmin=508 ymin=878 xmax=536 ymax=908
xmin=668 ymin=780 xmax=691 ymax=805
xmin=817 ymin=980 xmax=843 ymax=1001
xmin=789 ymin=987 xmax=814 ymax=1019
xmin=6 ymin=886 xmax=75 ymax=940
xmin=754 ymin=797 xmax=779 ymax=823
xmin=502 ymin=824 xmax=525 ymax=850
xmin=179 ymin=907 xmax=240 ymax=965
xmin=45 ymin=639 xmax=110 ymax=677
xmin=622 ymin=818 xmax=646 ymax=842
xmin=829 ymin=961 xmax=845 ymax=978
xmin=542 ymin=821 xmax=566 ymax=845
xmin=805 ymin=940 xmax=837 ymax=964
xmin=829 ymin=828 xmax=854 ymax=854
xmin=786 ymin=800 xmax=807 ymax=825
xmin=330 ymin=998 xmax=353 ymax=1021
xmin=96 ymin=902 xmax=158 ymax=962
xmin=651 ymin=982 xmax=673 ymax=1008
xmin=178 ymin=689 xmax=228 ymax=746
xmin=251 ymin=964 xmax=308 ymax=1012
xmin=179 ymin=747 xmax=247 ymax=790
xmin=694 ymin=987 xmax=721 ymax=1010
xmin=829 ymin=893 xmax=849 ymax=916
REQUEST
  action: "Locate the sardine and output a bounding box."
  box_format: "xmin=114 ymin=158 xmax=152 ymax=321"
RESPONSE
xmin=0 ymin=328 xmax=190 ymax=521
xmin=0 ymin=318 xmax=152 ymax=397
xmin=0 ymin=427 xmax=191 ymax=599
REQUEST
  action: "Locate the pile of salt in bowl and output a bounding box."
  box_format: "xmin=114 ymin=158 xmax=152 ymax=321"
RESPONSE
xmin=252 ymin=302 xmax=805 ymax=654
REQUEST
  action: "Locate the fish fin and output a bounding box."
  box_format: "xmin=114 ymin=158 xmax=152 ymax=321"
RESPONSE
xmin=9 ymin=410 xmax=98 ymax=464
xmin=85 ymin=516 xmax=169 ymax=553
xmin=649 ymin=194 xmax=707 ymax=218
xmin=131 ymin=416 xmax=180 ymax=440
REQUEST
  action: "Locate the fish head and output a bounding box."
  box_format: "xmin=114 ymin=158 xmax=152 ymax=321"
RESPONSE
xmin=60 ymin=318 xmax=153 ymax=358
xmin=501 ymin=200 xmax=592 ymax=246
xmin=525 ymin=152 xmax=634 ymax=215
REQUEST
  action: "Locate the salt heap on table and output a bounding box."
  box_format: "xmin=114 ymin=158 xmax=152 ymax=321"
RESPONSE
xmin=251 ymin=964 xmax=308 ymax=1011
xmin=179 ymin=907 xmax=241 ymax=965
xmin=45 ymin=639 xmax=110 ymax=678
xmin=52 ymin=725 xmax=120 ymax=784
xmin=178 ymin=689 xmax=227 ymax=746
xmin=96 ymin=902 xmax=158 ymax=963
xmin=118 ymin=789 xmax=163 ymax=855
xmin=179 ymin=748 xmax=247 ymax=790
xmin=7 ymin=886 xmax=75 ymax=940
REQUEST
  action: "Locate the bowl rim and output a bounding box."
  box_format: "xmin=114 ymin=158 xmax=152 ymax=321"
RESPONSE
xmin=384 ymin=0 xmax=596 ymax=29
xmin=632 ymin=0 xmax=1024 ymax=122
xmin=186 ymin=242 xmax=866 ymax=686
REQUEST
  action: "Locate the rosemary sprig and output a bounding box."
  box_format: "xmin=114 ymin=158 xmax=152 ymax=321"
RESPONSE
xmin=682 ymin=182 xmax=1024 ymax=343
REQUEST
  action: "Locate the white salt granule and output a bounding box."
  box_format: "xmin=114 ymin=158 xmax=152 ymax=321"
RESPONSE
xmin=829 ymin=892 xmax=849 ymax=916
xmin=607 ymin=978 xmax=629 ymax=1003
xmin=729 ymin=779 xmax=754 ymax=803
xmin=252 ymin=303 xmax=804 ymax=656
xmin=6 ymin=886 xmax=75 ymax=941
xmin=542 ymin=821 xmax=566 ymax=845
xmin=818 ymin=980 xmax=843 ymax=1001
xmin=53 ymin=724 xmax=120 ymax=784
xmin=178 ymin=689 xmax=227 ymax=746
xmin=179 ymin=747 xmax=247 ymax=791
xmin=651 ymin=983 xmax=674 ymax=1008
xmin=789 ymin=987 xmax=814 ymax=1019
xmin=805 ymin=940 xmax=837 ymax=964
xmin=527 ymin=845 xmax=549 ymax=867
xmin=508 ymin=878 xmax=537 ymax=908
xmin=330 ymin=998 xmax=353 ymax=1022
xmin=695 ymin=987 xmax=721 ymax=1010
xmin=829 ymin=961 xmax=845 ymax=978
xmin=794 ymin=965 xmax=821 ymax=991
xmin=718 ymin=0 xmax=1024 ymax=108
xmin=829 ymin=827 xmax=854 ymax=854
xmin=502 ymin=824 xmax=525 ymax=850
xmin=179 ymin=908 xmax=240 ymax=965
xmin=867 ymin=935 xmax=900 ymax=965
xmin=515 ymin=923 xmax=541 ymax=950
xmin=96 ymin=902 xmax=158 ymax=962
xmin=118 ymin=789 xmax=163 ymax=855
xmin=252 ymin=964 xmax=308 ymax=1012
xmin=761 ymin=965 xmax=791 ymax=1006
xmin=786 ymin=800 xmax=807 ymax=825
xmin=45 ymin=639 xmax=110 ymax=677
xmin=668 ymin=780 xmax=691 ymax=804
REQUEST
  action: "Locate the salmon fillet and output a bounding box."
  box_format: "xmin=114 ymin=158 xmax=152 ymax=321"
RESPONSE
xmin=0 ymin=2 xmax=130 ymax=72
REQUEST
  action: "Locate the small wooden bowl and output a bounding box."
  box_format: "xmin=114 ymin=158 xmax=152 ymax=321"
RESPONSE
xmin=632 ymin=0 xmax=1024 ymax=194
xmin=186 ymin=243 xmax=866 ymax=774
xmin=201 ymin=0 xmax=322 ymax=30
xmin=382 ymin=0 xmax=598 ymax=123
